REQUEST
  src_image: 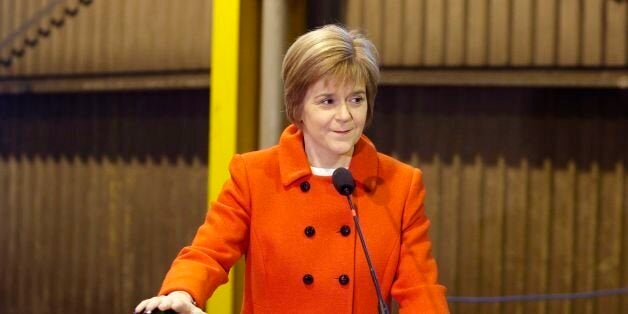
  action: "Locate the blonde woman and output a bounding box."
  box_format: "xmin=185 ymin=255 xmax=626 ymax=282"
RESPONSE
xmin=135 ymin=24 xmax=448 ymax=314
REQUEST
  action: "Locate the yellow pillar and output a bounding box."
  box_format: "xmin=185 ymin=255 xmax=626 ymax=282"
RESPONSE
xmin=207 ymin=0 xmax=239 ymax=313
xmin=208 ymin=0 xmax=259 ymax=313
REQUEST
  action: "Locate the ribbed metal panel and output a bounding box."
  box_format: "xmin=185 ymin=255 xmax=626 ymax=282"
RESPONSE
xmin=0 ymin=90 xmax=209 ymax=314
xmin=346 ymin=0 xmax=628 ymax=67
xmin=368 ymin=87 xmax=628 ymax=313
xmin=0 ymin=0 xmax=211 ymax=76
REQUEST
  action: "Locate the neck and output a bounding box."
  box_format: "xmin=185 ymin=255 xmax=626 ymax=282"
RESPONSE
xmin=303 ymin=143 xmax=353 ymax=169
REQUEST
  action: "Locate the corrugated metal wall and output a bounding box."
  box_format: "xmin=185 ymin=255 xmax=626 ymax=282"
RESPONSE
xmin=0 ymin=90 xmax=209 ymax=314
xmin=368 ymin=87 xmax=628 ymax=313
xmin=346 ymin=0 xmax=628 ymax=67
xmin=0 ymin=0 xmax=212 ymax=76
xmin=2 ymin=2 xmax=627 ymax=314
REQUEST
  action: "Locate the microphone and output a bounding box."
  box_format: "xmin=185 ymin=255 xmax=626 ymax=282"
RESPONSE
xmin=332 ymin=167 xmax=355 ymax=195
xmin=332 ymin=168 xmax=389 ymax=314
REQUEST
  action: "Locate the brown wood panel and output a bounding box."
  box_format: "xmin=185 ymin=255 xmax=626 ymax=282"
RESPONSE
xmin=582 ymin=0 xmax=603 ymax=66
xmin=40 ymin=155 xmax=56 ymax=309
xmin=18 ymin=156 xmax=33 ymax=311
xmin=121 ymin=0 xmax=139 ymax=71
xmin=1 ymin=0 xmax=212 ymax=76
xmin=605 ymin=0 xmax=627 ymax=66
xmin=420 ymin=154 xmax=443 ymax=258
xmin=13 ymin=0 xmax=27 ymax=75
xmin=382 ymin=0 xmax=402 ymax=65
xmin=523 ymin=159 xmax=552 ymax=314
xmin=69 ymin=0 xmax=85 ymax=72
xmin=534 ymin=0 xmax=557 ymax=66
xmin=0 ymin=90 xmax=210 ymax=314
xmin=511 ymin=0 xmax=533 ymax=66
xmin=20 ymin=0 xmax=37 ymax=74
xmin=0 ymin=156 xmax=7 ymax=307
xmin=595 ymin=163 xmax=624 ymax=313
xmin=572 ymin=116 xmax=602 ymax=314
xmin=369 ymin=87 xmax=628 ymax=312
xmin=32 ymin=0 xmax=51 ymax=73
xmin=445 ymin=0 xmax=465 ymax=66
xmin=401 ymin=0 xmax=423 ymax=66
xmin=424 ymin=0 xmax=445 ymax=65
xmin=65 ymin=2 xmax=81 ymax=73
xmin=558 ymin=0 xmax=581 ymax=66
xmin=364 ymin=0 xmax=383 ymax=63
xmin=488 ymin=0 xmax=509 ymax=66
xmin=4 ymin=155 xmax=19 ymax=313
xmin=479 ymin=157 xmax=505 ymax=314
xmin=50 ymin=6 xmax=69 ymax=74
xmin=0 ymin=1 xmax=11 ymax=58
xmin=548 ymin=161 xmax=577 ymax=314
xmin=88 ymin=0 xmax=104 ymax=74
xmin=466 ymin=0 xmax=488 ymax=66
xmin=345 ymin=0 xmax=364 ymax=31
xmin=440 ymin=155 xmax=461 ymax=313
xmin=623 ymin=168 xmax=628 ymax=314
xmin=456 ymin=156 xmax=483 ymax=314
xmin=502 ymin=158 xmax=529 ymax=314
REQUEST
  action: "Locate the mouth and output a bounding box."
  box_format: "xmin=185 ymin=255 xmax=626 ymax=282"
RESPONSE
xmin=332 ymin=129 xmax=352 ymax=134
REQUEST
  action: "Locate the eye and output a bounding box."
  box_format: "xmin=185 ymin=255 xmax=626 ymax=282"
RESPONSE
xmin=349 ymin=96 xmax=365 ymax=104
xmin=320 ymin=98 xmax=334 ymax=105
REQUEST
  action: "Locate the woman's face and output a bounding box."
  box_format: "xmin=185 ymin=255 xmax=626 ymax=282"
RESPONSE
xmin=299 ymin=76 xmax=368 ymax=168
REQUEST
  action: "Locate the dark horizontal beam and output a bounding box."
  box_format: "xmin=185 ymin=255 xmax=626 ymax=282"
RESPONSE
xmin=380 ymin=69 xmax=628 ymax=89
xmin=2 ymin=68 xmax=627 ymax=94
xmin=0 ymin=71 xmax=209 ymax=94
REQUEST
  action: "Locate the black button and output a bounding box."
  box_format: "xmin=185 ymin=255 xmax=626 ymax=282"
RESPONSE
xmin=303 ymin=274 xmax=314 ymax=285
xmin=300 ymin=181 xmax=310 ymax=192
xmin=340 ymin=225 xmax=351 ymax=236
xmin=304 ymin=226 xmax=316 ymax=237
xmin=338 ymin=274 xmax=350 ymax=285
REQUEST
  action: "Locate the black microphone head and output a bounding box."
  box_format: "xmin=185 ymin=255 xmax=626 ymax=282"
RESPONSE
xmin=332 ymin=167 xmax=355 ymax=196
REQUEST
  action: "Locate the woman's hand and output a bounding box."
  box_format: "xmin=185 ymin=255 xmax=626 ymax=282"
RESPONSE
xmin=134 ymin=291 xmax=204 ymax=314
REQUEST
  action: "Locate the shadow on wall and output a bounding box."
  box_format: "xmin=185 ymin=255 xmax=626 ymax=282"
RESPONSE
xmin=369 ymin=86 xmax=628 ymax=171
xmin=0 ymin=89 xmax=209 ymax=165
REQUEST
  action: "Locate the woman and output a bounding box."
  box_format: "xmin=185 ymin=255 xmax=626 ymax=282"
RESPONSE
xmin=135 ymin=24 xmax=448 ymax=314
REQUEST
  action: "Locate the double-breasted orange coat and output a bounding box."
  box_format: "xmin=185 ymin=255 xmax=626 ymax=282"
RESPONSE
xmin=159 ymin=124 xmax=449 ymax=313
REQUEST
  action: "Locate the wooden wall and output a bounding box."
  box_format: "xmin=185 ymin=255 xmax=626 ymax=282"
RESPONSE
xmin=0 ymin=90 xmax=209 ymax=314
xmin=368 ymin=87 xmax=628 ymax=313
xmin=3 ymin=87 xmax=626 ymax=314
xmin=0 ymin=0 xmax=212 ymax=76
xmin=346 ymin=0 xmax=628 ymax=67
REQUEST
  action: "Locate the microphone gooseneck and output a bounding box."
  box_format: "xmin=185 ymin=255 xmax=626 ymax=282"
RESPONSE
xmin=332 ymin=168 xmax=390 ymax=314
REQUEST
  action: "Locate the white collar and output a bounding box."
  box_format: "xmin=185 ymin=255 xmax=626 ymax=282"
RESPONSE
xmin=310 ymin=166 xmax=338 ymax=177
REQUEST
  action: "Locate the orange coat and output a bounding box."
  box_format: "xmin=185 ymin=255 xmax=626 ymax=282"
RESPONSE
xmin=159 ymin=125 xmax=449 ymax=313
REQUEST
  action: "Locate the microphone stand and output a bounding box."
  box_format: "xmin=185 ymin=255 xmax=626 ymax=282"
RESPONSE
xmin=345 ymin=192 xmax=390 ymax=314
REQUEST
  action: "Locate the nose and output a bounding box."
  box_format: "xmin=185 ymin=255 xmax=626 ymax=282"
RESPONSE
xmin=335 ymin=102 xmax=352 ymax=121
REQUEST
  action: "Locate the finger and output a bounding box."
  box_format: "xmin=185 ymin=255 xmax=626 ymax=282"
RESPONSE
xmin=134 ymin=299 xmax=150 ymax=313
xmin=144 ymin=296 xmax=165 ymax=313
xmin=157 ymin=296 xmax=173 ymax=311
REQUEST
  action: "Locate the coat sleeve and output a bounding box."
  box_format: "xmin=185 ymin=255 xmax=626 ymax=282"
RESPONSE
xmin=158 ymin=154 xmax=251 ymax=308
xmin=391 ymin=168 xmax=450 ymax=314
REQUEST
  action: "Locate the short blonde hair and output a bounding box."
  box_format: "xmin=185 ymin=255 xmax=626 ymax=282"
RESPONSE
xmin=282 ymin=24 xmax=380 ymax=126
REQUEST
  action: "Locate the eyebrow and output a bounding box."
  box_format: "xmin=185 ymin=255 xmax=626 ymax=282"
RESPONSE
xmin=314 ymin=90 xmax=366 ymax=98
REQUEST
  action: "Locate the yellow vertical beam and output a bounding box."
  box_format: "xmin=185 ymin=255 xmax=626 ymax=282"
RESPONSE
xmin=231 ymin=0 xmax=260 ymax=312
xmin=208 ymin=0 xmax=240 ymax=313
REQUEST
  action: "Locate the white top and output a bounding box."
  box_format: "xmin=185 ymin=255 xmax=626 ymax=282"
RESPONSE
xmin=310 ymin=166 xmax=338 ymax=177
